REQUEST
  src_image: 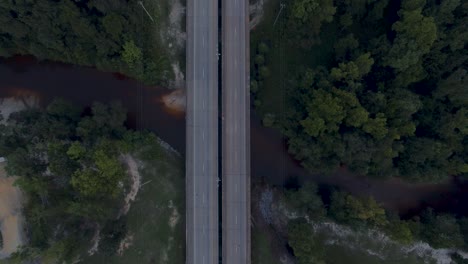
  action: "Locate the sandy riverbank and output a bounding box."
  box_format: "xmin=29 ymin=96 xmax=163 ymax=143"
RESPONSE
xmin=0 ymin=163 xmax=25 ymax=259
xmin=0 ymin=96 xmax=36 ymax=258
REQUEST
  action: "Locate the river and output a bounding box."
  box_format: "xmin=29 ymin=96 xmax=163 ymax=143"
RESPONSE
xmin=0 ymin=56 xmax=466 ymax=216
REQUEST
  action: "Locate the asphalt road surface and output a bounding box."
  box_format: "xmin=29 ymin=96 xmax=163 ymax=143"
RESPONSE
xmin=185 ymin=0 xmax=219 ymax=263
xmin=222 ymin=0 xmax=251 ymax=263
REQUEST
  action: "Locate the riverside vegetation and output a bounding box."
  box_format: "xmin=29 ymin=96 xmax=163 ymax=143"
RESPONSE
xmin=0 ymin=0 xmax=172 ymax=85
xmin=285 ymin=183 xmax=468 ymax=263
xmin=251 ymin=0 xmax=468 ymax=263
xmin=252 ymin=0 xmax=467 ymax=183
xmin=0 ymin=99 xmax=184 ymax=263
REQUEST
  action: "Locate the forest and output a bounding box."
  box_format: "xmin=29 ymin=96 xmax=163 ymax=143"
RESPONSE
xmin=284 ymin=183 xmax=468 ymax=263
xmin=250 ymin=0 xmax=468 ymax=262
xmin=0 ymin=99 xmax=159 ymax=262
xmin=0 ymin=0 xmax=171 ymax=85
xmin=253 ymin=0 xmax=467 ymax=182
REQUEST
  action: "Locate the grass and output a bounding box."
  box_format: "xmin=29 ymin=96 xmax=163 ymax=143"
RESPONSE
xmin=250 ymin=0 xmax=338 ymax=117
xmin=83 ymin=142 xmax=185 ymax=264
xmin=252 ymin=229 xmax=282 ymax=264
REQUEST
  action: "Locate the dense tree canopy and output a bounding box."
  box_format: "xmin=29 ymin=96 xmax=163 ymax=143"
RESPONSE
xmin=0 ymin=100 xmax=137 ymax=262
xmin=0 ymin=0 xmax=171 ymax=85
xmin=265 ymin=0 xmax=468 ymax=182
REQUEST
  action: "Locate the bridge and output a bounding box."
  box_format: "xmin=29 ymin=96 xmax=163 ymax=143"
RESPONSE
xmin=185 ymin=0 xmax=250 ymax=263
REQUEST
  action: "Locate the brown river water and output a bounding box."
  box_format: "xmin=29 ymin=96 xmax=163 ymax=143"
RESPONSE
xmin=0 ymin=56 xmax=466 ymax=216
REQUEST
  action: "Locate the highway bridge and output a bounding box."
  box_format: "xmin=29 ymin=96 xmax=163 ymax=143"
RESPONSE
xmin=185 ymin=0 xmax=219 ymax=263
xmin=221 ymin=0 xmax=250 ymax=262
xmin=186 ymin=0 xmax=249 ymax=263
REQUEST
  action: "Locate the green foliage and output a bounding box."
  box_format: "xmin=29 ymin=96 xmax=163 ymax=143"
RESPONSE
xmin=0 ymin=100 xmax=139 ymax=261
xmin=262 ymin=113 xmax=276 ymax=127
xmin=285 ymin=183 xmax=326 ymax=219
xmin=258 ymin=42 xmax=270 ymax=54
xmin=254 ymin=0 xmax=468 ymax=182
xmin=122 ymin=40 xmax=143 ymax=69
xmin=287 ymin=219 xmax=325 ymax=264
xmin=290 ymin=0 xmax=336 ymax=34
xmin=329 ymin=191 xmax=388 ymax=227
xmin=384 ymin=2 xmax=437 ymax=80
xmin=385 ymin=219 xmax=414 ymax=244
xmin=420 ymin=209 xmax=465 ymax=248
xmin=0 ymin=0 xmax=171 ymax=85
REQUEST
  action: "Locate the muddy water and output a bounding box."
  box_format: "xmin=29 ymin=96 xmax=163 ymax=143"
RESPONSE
xmin=0 ymin=57 xmax=462 ymax=215
xmin=0 ymin=56 xmax=185 ymax=152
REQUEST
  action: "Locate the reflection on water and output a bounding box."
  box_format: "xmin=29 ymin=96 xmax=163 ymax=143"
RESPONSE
xmin=0 ymin=56 xmax=186 ymax=153
xmin=0 ymin=56 xmax=464 ymax=216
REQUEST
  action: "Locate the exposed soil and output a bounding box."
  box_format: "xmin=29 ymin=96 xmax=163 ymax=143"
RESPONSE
xmin=161 ymin=89 xmax=186 ymax=114
xmin=251 ymin=183 xmax=294 ymax=264
xmin=250 ymin=0 xmax=268 ymax=29
xmin=120 ymin=154 xmax=142 ymax=217
xmin=0 ymin=96 xmax=38 ymax=122
xmin=0 ymin=163 xmax=25 ymax=259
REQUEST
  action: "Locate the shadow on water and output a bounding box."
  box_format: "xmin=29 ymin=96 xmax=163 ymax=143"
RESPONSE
xmin=0 ymin=56 xmax=186 ymax=153
xmin=0 ymin=56 xmax=466 ymax=216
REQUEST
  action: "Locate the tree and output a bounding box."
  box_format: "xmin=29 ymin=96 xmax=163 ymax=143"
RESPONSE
xmin=329 ymin=191 xmax=388 ymax=227
xmin=285 ymin=183 xmax=326 ymax=219
xmin=384 ymin=3 xmax=437 ymax=77
xmin=102 ymin=13 xmax=125 ymax=39
xmin=77 ymin=101 xmax=127 ymax=140
xmin=287 ymin=219 xmax=325 ymax=264
xmin=386 ymin=219 xmax=414 ymax=244
xmin=300 ymin=89 xmax=346 ymax=137
xmin=362 ymin=113 xmax=388 ymax=139
xmin=71 ymin=149 xmax=125 ymax=198
xmin=420 ymin=210 xmax=464 ymax=248
xmin=334 ymin=34 xmax=359 ymax=60
xmin=121 ymin=40 xmax=143 ymax=69
xmin=290 ymin=0 xmax=336 ymax=34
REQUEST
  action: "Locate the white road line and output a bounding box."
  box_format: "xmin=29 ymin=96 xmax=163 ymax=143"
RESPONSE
xmin=203 ymin=68 xmax=205 ymax=78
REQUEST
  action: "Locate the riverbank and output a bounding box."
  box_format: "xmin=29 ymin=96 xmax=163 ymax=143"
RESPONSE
xmin=0 ymin=163 xmax=25 ymax=259
xmin=84 ymin=136 xmax=185 ymax=264
xmin=1 ymin=56 xmax=461 ymax=216
xmin=0 ymin=96 xmax=38 ymax=259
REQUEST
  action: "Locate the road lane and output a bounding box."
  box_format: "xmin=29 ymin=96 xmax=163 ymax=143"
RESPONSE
xmin=186 ymin=0 xmax=219 ymax=263
xmin=222 ymin=0 xmax=250 ymax=263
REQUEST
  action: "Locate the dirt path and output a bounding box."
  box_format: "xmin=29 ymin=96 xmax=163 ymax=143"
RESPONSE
xmin=120 ymin=154 xmax=142 ymax=218
xmin=0 ymin=163 xmax=25 ymax=259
